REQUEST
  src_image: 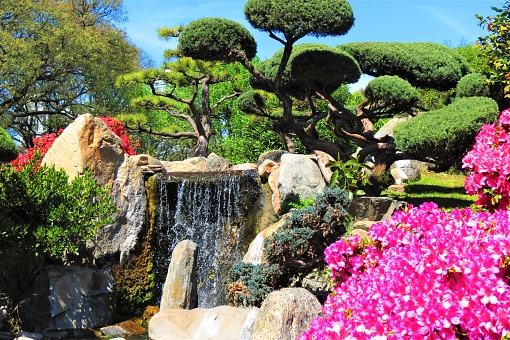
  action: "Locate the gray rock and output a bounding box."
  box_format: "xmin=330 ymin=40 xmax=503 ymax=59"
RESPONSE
xmin=160 ymin=240 xmax=198 ymax=311
xmin=391 ymin=159 xmax=421 ymax=181
xmin=148 ymin=306 xmax=252 ymax=340
xmin=249 ymin=288 xmax=322 ymax=340
xmin=374 ymin=117 xmax=410 ymax=139
xmin=277 ymin=154 xmax=326 ymax=205
xmin=18 ymin=266 xmax=114 ymax=332
xmin=239 ymin=308 xmax=259 ymax=340
xmin=15 ymin=333 xmax=43 ymax=340
xmin=257 ymin=150 xmax=288 ymax=165
xmin=88 ymin=155 xmax=147 ymax=265
xmin=206 ymin=153 xmax=232 ymax=171
xmin=348 ymin=196 xmax=398 ymax=222
xmin=390 ymin=167 xmax=409 ymax=184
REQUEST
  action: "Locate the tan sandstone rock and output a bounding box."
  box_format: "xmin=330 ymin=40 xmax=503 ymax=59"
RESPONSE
xmin=148 ymin=306 xmax=254 ymax=340
xmin=42 ymin=113 xmax=125 ymax=187
xmin=160 ymin=240 xmax=198 ymax=311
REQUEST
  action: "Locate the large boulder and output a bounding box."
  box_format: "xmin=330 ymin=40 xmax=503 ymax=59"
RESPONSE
xmin=277 ymin=154 xmax=326 ymax=208
xmin=160 ymin=240 xmax=198 ymax=311
xmin=18 ymin=266 xmax=115 ymax=332
xmin=249 ymin=288 xmax=322 ymax=340
xmin=148 ymin=306 xmax=255 ymax=340
xmin=42 ymin=114 xmax=125 ymax=187
xmin=87 ymin=154 xmax=147 ymax=265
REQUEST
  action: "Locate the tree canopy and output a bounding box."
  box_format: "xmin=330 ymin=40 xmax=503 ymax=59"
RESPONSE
xmin=0 ymin=0 xmax=140 ymax=147
xmin=477 ymin=1 xmax=510 ymax=107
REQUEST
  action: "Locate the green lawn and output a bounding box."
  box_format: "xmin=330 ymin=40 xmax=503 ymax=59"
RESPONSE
xmin=382 ymin=170 xmax=477 ymax=210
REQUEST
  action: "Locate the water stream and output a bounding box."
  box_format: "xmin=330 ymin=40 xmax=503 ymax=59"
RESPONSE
xmin=153 ymin=170 xmax=261 ymax=308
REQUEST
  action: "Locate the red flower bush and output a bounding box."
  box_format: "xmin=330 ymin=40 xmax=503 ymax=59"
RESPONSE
xmin=10 ymin=131 xmax=61 ymax=171
xmin=99 ymin=116 xmax=138 ymax=156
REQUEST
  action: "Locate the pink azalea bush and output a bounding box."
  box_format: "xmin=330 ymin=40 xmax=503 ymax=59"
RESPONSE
xmin=300 ymin=108 xmax=510 ymax=339
xmin=463 ymin=108 xmax=510 ymax=210
xmin=300 ymin=202 xmax=510 ymax=339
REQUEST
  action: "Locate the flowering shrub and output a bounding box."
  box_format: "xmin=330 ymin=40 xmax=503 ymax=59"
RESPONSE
xmin=100 ymin=116 xmax=138 ymax=156
xmin=11 ymin=116 xmax=137 ymax=170
xmin=463 ymin=108 xmax=510 ymax=210
xmin=10 ymin=131 xmax=61 ymax=171
xmin=300 ymin=202 xmax=510 ymax=339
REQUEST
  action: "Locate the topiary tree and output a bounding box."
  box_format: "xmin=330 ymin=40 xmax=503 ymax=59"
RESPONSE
xmin=393 ymin=96 xmax=499 ymax=171
xmin=173 ymin=0 xmax=477 ymax=175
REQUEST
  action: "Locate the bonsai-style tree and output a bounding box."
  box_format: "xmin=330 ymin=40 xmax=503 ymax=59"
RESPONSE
xmin=117 ymin=21 xmax=256 ymax=157
xmin=174 ymin=0 xmax=472 ymax=171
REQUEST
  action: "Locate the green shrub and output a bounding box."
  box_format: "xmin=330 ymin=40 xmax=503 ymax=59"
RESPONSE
xmin=0 ymin=161 xmax=116 ymax=260
xmin=0 ymin=127 xmax=17 ymax=163
xmin=365 ymin=75 xmax=420 ymax=114
xmin=225 ymin=262 xmax=280 ymax=307
xmin=456 ymin=73 xmax=490 ymax=98
xmin=0 ymin=158 xmax=117 ymax=328
xmin=327 ymin=157 xmax=372 ymax=198
xmin=394 ymin=96 xmax=499 ymax=170
xmin=225 ymin=186 xmax=351 ymax=307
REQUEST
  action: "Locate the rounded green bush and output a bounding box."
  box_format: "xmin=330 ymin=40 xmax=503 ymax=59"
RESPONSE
xmin=365 ymin=75 xmax=420 ymax=112
xmin=178 ymin=18 xmax=257 ymax=61
xmin=252 ymin=44 xmax=360 ymax=98
xmin=394 ymin=96 xmax=499 ymax=170
xmin=339 ymin=42 xmax=471 ymax=90
xmin=0 ymin=127 xmax=17 ymax=162
xmin=456 ymin=73 xmax=490 ymax=98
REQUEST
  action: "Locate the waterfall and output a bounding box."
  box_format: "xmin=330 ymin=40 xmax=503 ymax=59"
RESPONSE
xmin=154 ymin=170 xmax=260 ymax=308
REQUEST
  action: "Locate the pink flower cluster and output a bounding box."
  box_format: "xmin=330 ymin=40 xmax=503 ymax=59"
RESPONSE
xmin=463 ymin=109 xmax=510 ymax=210
xmin=300 ymin=202 xmax=510 ymax=340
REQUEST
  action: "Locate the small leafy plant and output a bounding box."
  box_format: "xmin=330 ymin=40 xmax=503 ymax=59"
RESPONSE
xmin=327 ymin=156 xmax=372 ymax=197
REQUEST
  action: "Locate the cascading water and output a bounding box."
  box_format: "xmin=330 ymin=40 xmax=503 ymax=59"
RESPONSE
xmin=153 ymin=170 xmax=261 ymax=308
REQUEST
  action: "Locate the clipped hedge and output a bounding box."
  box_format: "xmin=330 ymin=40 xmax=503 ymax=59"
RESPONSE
xmin=394 ymin=96 xmax=499 ymax=170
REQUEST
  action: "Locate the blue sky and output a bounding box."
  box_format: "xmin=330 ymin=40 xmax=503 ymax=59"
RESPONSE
xmin=122 ymin=0 xmax=501 ymax=90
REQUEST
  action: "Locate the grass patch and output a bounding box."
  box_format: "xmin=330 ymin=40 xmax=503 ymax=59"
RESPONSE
xmin=382 ymin=170 xmax=477 ymax=210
